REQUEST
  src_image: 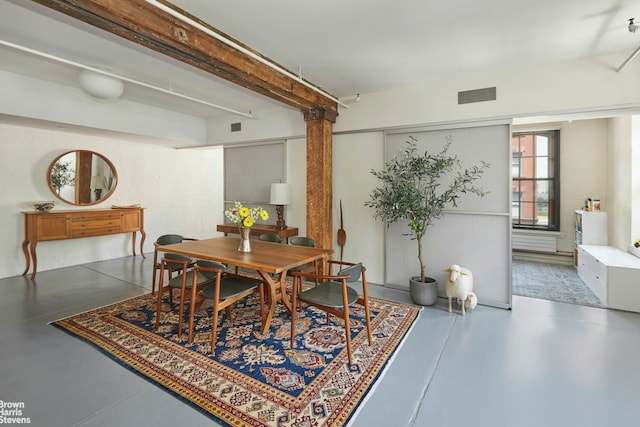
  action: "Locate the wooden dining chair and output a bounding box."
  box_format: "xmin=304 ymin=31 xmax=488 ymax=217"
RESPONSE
xmin=191 ymin=260 xmax=264 ymax=349
xmin=151 ymin=234 xmax=197 ymax=295
xmin=154 ymin=253 xmax=214 ymax=340
xmin=290 ymin=260 xmax=372 ymax=365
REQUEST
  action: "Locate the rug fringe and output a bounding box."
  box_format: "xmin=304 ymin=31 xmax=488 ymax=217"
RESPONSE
xmin=47 ymin=292 xmax=148 ymax=325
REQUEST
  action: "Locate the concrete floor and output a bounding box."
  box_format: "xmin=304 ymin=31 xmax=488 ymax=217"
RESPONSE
xmin=1 ymin=254 xmax=639 ymax=427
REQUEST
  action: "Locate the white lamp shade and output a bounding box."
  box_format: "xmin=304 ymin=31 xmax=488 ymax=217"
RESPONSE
xmin=79 ymin=69 xmax=124 ymax=100
xmin=90 ymin=175 xmax=108 ymax=190
xmin=270 ymin=183 xmax=290 ymax=205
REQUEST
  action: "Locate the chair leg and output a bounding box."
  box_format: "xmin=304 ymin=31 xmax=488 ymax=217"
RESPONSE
xmin=211 ymin=305 xmax=219 ymax=353
xmin=258 ymin=283 xmax=265 ymax=324
xmin=154 ymin=263 xmax=169 ymax=331
xmin=343 ymin=305 xmax=352 ymax=365
xmin=187 ymin=274 xmax=199 ymax=345
xmin=151 ymin=249 xmax=159 ymax=295
xmin=342 ymin=284 xmax=353 ymax=365
xmin=210 ymin=276 xmax=222 ymax=355
xmin=361 ymin=270 xmax=373 ymax=345
xmin=177 ymin=276 xmax=188 ymax=338
xmin=290 ymin=276 xmax=299 ymax=349
xmin=151 ymin=265 xmax=158 ymax=295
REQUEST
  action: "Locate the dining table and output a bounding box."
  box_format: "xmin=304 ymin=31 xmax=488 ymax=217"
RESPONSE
xmin=155 ymin=236 xmax=334 ymax=334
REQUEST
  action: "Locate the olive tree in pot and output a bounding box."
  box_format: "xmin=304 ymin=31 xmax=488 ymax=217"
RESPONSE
xmin=365 ymin=136 xmax=489 ymax=305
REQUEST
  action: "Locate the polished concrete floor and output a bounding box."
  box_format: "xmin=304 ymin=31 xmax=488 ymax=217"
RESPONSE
xmin=1 ymin=255 xmax=640 ymax=427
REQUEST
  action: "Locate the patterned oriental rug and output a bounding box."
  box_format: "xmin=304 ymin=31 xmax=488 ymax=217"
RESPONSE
xmin=52 ymin=289 xmax=420 ymax=426
xmin=512 ymin=259 xmax=605 ymax=308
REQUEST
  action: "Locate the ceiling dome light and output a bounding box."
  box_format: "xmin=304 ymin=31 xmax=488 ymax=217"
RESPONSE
xmin=78 ymin=69 xmax=124 ymax=100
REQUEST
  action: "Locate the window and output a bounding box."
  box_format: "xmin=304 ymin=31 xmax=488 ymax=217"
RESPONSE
xmin=511 ymin=130 xmax=559 ymax=231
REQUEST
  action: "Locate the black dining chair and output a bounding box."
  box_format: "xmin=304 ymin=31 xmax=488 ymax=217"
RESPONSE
xmin=151 ymin=234 xmax=197 ymax=295
xmin=192 ymin=260 xmax=264 ymax=349
xmin=290 ymin=260 xmax=372 ymax=365
xmin=258 ymin=232 xmax=282 ymax=243
xmin=288 ymin=236 xmax=318 ymax=276
xmin=154 ymin=253 xmax=214 ymax=340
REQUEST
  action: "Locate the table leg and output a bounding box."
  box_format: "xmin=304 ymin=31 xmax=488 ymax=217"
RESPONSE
xmin=29 ymin=241 xmax=38 ymax=279
xmin=256 ymin=271 xmax=276 ymax=334
xmin=256 ymin=270 xmax=291 ymax=335
xmin=21 ymin=240 xmax=31 ymax=277
xmin=139 ymin=230 xmax=146 ymax=258
xmin=278 ymin=270 xmax=292 ymax=313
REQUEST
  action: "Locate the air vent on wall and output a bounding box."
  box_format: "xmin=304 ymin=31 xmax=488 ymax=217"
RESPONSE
xmin=231 ymin=122 xmax=242 ymax=132
xmin=458 ymin=87 xmax=496 ymax=104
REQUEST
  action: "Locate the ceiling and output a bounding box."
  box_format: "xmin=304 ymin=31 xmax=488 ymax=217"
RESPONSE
xmin=1 ymin=0 xmax=639 ymax=122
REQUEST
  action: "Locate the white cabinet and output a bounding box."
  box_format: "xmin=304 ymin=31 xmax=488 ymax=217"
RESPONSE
xmin=574 ymin=210 xmax=607 ymax=266
xmin=577 ymin=245 xmax=640 ymax=313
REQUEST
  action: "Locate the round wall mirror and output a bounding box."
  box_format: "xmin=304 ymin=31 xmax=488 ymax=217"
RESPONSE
xmin=47 ymin=150 xmax=118 ymax=206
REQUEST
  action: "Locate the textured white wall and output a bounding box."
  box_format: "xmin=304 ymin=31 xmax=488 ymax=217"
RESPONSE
xmin=556 ymin=120 xmax=609 ymax=252
xmin=633 ymin=117 xmax=640 ymax=246
xmin=0 ymin=123 xmax=224 ymax=279
xmin=0 ymin=70 xmax=207 ymax=147
xmin=607 ymin=117 xmax=633 ymax=250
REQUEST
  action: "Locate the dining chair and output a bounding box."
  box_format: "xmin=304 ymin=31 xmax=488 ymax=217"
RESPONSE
xmin=288 ymin=236 xmax=318 ymax=276
xmin=290 ymin=260 xmax=372 ymax=365
xmin=154 ymin=253 xmax=214 ymax=340
xmin=192 ymin=260 xmax=264 ymax=349
xmin=258 ymin=232 xmax=282 ymax=243
xmin=151 ymin=234 xmax=197 ymax=295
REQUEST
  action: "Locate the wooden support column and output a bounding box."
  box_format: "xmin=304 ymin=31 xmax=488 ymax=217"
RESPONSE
xmin=76 ymin=150 xmax=92 ymax=204
xmin=303 ymin=107 xmax=337 ymax=252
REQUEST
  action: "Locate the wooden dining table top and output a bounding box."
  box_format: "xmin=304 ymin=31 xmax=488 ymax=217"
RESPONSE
xmin=157 ymin=236 xmax=333 ymax=273
xmin=157 ymin=236 xmax=334 ymax=335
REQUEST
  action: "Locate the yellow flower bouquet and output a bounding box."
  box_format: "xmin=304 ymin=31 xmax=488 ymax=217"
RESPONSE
xmin=225 ymin=201 xmax=269 ymax=228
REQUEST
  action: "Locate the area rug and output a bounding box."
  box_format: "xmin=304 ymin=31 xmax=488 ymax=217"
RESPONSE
xmin=52 ymin=288 xmax=420 ymax=426
xmin=512 ymin=259 xmax=605 ymax=308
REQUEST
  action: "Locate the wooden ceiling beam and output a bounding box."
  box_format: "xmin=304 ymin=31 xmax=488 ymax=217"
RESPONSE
xmin=31 ymin=0 xmax=339 ymax=114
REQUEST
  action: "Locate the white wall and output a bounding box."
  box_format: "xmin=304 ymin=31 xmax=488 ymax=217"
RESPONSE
xmin=633 ymin=117 xmax=640 ymax=246
xmin=206 ymin=53 xmax=640 ymax=145
xmin=0 ymin=123 xmax=224 ymax=279
xmin=607 ymin=117 xmax=633 ymax=249
xmin=0 ymin=70 xmax=207 ymax=148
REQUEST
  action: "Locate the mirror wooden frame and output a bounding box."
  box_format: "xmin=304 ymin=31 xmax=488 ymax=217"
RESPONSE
xmin=47 ymin=150 xmax=118 ymax=206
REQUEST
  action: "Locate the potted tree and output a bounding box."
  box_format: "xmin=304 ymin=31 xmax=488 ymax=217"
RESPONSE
xmin=365 ymin=136 xmax=489 ymax=305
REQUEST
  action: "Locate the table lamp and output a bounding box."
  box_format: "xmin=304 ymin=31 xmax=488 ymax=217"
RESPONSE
xmin=91 ymin=175 xmax=108 ymax=200
xmin=270 ymin=183 xmax=290 ymax=230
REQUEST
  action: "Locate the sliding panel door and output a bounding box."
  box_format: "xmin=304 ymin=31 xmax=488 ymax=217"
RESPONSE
xmin=224 ymin=141 xmax=285 ymax=223
xmin=384 ymin=122 xmax=512 ymax=308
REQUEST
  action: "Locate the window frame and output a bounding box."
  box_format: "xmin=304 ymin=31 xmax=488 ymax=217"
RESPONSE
xmin=511 ymin=130 xmax=560 ymax=231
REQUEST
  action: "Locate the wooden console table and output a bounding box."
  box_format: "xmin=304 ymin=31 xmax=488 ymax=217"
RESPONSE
xmin=216 ymin=223 xmax=298 ymax=242
xmin=22 ymin=207 xmax=146 ymax=279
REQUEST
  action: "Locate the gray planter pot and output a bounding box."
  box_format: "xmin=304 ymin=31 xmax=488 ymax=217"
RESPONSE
xmin=410 ymin=276 xmax=438 ymax=306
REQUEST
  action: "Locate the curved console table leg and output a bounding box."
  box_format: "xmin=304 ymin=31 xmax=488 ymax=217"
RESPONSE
xmin=29 ymin=241 xmax=38 ymax=279
xmin=139 ymin=230 xmax=146 ymax=258
xmin=131 ymin=232 xmax=137 ymax=256
xmin=21 ymin=239 xmax=31 ymax=277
